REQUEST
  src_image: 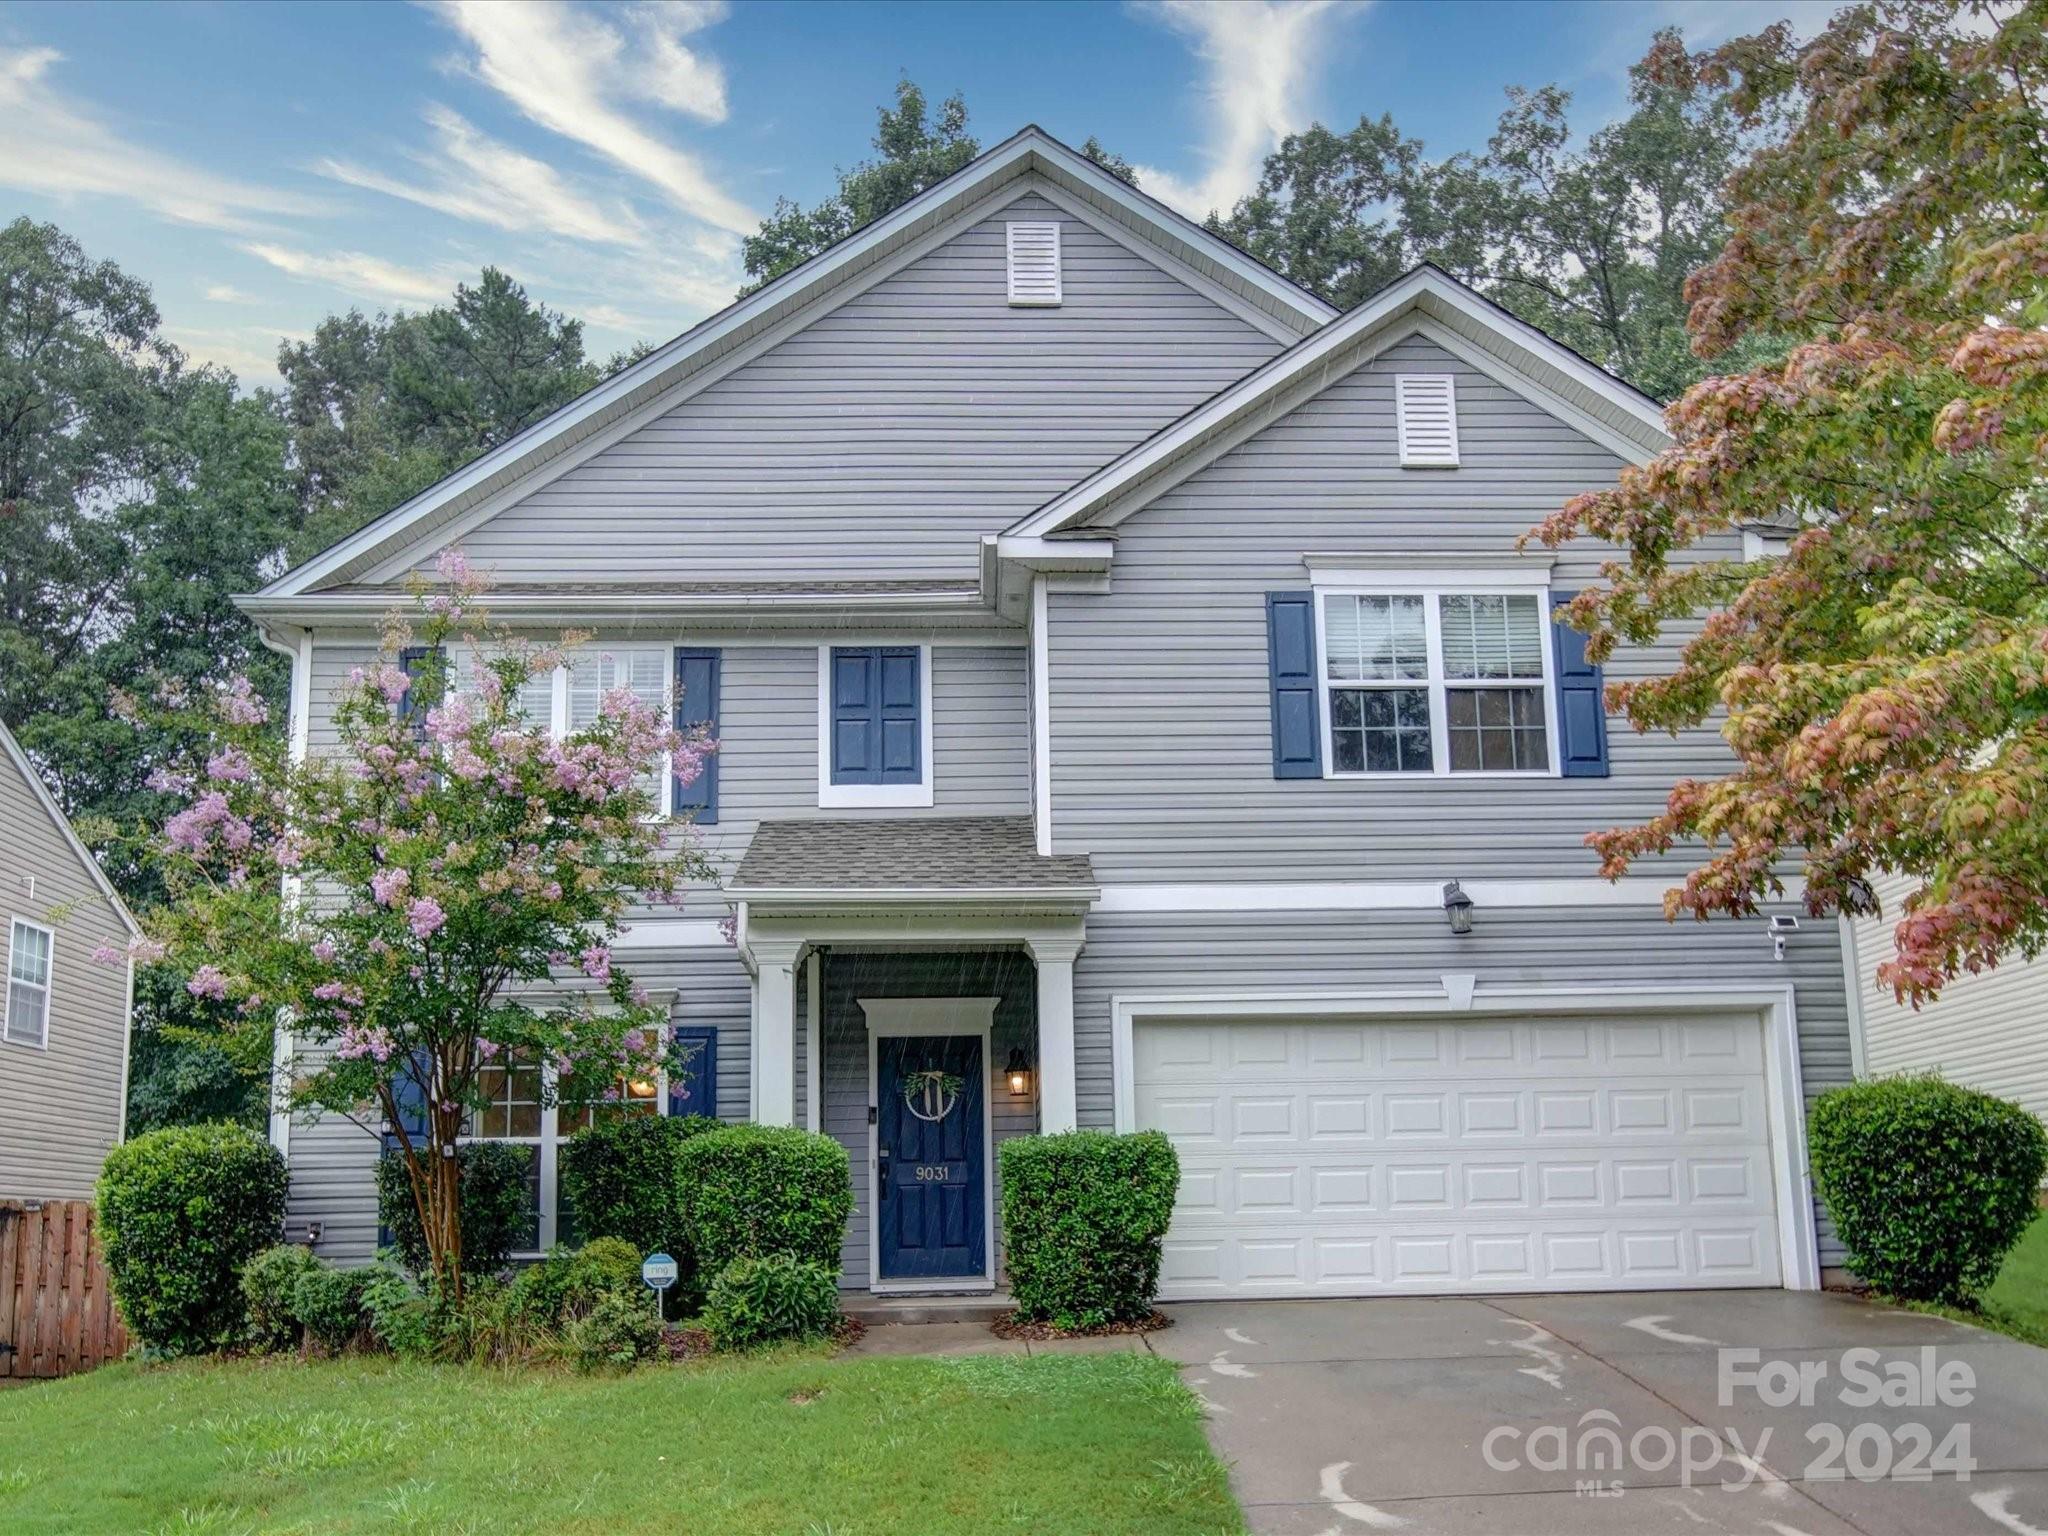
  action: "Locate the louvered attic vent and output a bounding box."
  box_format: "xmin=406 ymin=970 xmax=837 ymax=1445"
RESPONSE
xmin=1395 ymin=373 xmax=1459 ymax=467
xmin=1006 ymin=221 xmax=1062 ymax=306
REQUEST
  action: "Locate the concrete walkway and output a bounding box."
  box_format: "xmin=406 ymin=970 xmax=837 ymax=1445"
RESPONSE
xmin=1150 ymin=1290 xmax=2048 ymax=1535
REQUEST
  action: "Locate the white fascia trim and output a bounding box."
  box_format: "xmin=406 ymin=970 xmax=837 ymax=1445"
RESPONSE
xmin=1303 ymin=551 xmax=1553 ymax=582
xmin=262 ymin=129 xmax=1328 ymax=600
xmin=816 ymin=642 xmax=936 ymax=809
xmin=1031 ymin=576 xmax=1052 ymax=857
xmin=0 ymin=720 xmax=140 ymax=938
xmin=1108 ymin=979 xmax=1820 ymax=1293
xmin=1096 ymin=878 xmax=1807 ymax=912
xmin=1838 ymin=913 xmax=1870 ymax=1080
xmin=1007 ymin=268 xmax=1670 ymax=540
xmin=611 ymin=918 xmax=736 ymax=951
xmin=1402 ymin=316 xmax=1654 ymax=468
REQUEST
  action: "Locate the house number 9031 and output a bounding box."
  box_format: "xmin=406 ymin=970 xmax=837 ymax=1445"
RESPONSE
xmin=913 ymin=1166 xmax=950 ymax=1182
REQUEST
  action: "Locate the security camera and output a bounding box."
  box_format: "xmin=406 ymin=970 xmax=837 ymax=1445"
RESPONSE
xmin=1768 ymin=913 xmax=1799 ymax=962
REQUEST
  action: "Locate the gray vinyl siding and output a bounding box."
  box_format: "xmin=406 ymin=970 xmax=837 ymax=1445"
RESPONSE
xmin=430 ymin=188 xmax=1281 ymax=586
xmin=285 ymin=943 xmax=753 ymax=1265
xmin=0 ymin=754 xmax=132 ymax=1202
xmin=1047 ymin=333 xmax=1733 ymax=883
xmin=817 ymin=950 xmax=1036 ymax=1291
xmin=1849 ymin=872 xmax=2048 ymax=1128
xmin=1071 ymin=904 xmax=1855 ymax=1269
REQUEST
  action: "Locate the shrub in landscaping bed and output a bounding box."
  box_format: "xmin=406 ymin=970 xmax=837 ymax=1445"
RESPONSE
xmin=292 ymin=1264 xmax=374 ymax=1353
xmin=1001 ymin=1130 xmax=1179 ymax=1330
xmin=1810 ymin=1075 xmax=2048 ymax=1306
xmin=703 ymin=1254 xmax=841 ymax=1351
xmin=376 ymin=1139 xmax=534 ymax=1280
xmin=96 ymin=1121 xmax=288 ymax=1354
xmin=241 ymin=1244 xmax=323 ymax=1352
xmin=361 ymin=1260 xmax=442 ymax=1359
xmin=566 ymin=1289 xmax=663 ymax=1372
xmin=673 ymin=1124 xmax=852 ymax=1277
xmin=511 ymin=1236 xmax=644 ymax=1327
xmin=559 ymin=1113 xmax=718 ymax=1304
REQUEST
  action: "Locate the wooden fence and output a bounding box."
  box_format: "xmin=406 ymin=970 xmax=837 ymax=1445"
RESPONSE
xmin=0 ymin=1200 xmax=129 ymax=1378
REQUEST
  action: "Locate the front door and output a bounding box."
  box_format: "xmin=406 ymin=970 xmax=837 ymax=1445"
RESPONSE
xmin=876 ymin=1033 xmax=986 ymax=1281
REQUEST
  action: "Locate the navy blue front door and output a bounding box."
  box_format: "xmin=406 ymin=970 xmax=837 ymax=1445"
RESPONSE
xmin=876 ymin=1034 xmax=986 ymax=1280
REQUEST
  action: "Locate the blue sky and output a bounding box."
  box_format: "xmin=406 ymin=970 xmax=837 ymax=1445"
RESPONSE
xmin=0 ymin=0 xmax=1831 ymax=391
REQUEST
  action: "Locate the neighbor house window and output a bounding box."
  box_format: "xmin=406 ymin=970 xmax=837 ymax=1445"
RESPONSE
xmin=818 ymin=644 xmax=933 ymax=808
xmin=3 ymin=918 xmax=54 ymax=1048
xmin=1319 ymin=586 xmax=1557 ymax=776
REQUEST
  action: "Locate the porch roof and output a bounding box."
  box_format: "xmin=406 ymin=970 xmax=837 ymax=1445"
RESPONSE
xmin=729 ymin=815 xmax=1095 ymax=904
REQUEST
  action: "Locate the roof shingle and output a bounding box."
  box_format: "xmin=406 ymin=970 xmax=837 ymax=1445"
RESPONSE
xmin=730 ymin=816 xmax=1093 ymax=894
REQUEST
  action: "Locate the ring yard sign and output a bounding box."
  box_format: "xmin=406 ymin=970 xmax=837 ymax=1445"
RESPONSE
xmin=642 ymin=1251 xmax=679 ymax=1293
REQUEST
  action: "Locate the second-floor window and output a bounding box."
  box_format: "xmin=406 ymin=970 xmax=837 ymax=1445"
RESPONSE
xmin=3 ymin=917 xmax=54 ymax=1048
xmin=820 ymin=644 xmax=933 ymax=808
xmin=1319 ymin=586 xmax=1557 ymax=777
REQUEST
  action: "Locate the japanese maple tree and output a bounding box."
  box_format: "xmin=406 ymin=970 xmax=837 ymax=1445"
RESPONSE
xmin=1528 ymin=1 xmax=2048 ymax=1003
xmin=107 ymin=554 xmax=716 ymax=1297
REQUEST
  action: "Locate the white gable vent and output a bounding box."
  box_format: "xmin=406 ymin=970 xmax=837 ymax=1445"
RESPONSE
xmin=1395 ymin=373 xmax=1459 ymax=467
xmin=1006 ymin=221 xmax=1062 ymax=306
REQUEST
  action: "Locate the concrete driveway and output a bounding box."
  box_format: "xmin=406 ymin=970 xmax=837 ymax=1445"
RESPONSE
xmin=1153 ymin=1291 xmax=2048 ymax=1535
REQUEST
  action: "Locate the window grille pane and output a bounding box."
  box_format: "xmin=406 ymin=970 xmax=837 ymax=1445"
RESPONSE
xmin=1441 ymin=593 xmax=1544 ymax=680
xmin=1326 ymin=595 xmax=1426 ymax=681
xmin=1329 ymin=686 xmax=1433 ymax=773
xmin=1447 ymin=686 xmax=1548 ymax=771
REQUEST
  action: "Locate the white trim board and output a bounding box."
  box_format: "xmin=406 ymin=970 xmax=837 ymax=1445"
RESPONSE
xmin=1094 ymin=879 xmax=1807 ymax=913
xmin=1030 ymin=575 xmax=1052 ymax=857
xmin=816 ymin=642 xmax=937 ymax=810
xmin=1108 ymin=980 xmax=1820 ymax=1294
xmin=862 ymin=996 xmax=1000 ymax=1292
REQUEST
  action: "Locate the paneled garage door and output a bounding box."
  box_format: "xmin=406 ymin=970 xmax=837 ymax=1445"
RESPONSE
xmin=1135 ymin=1012 xmax=1782 ymax=1298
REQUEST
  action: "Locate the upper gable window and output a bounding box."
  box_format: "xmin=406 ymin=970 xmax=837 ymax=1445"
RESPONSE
xmin=819 ymin=644 xmax=933 ymax=809
xmin=4 ymin=917 xmax=54 ymax=1048
xmin=1395 ymin=374 xmax=1459 ymax=467
xmin=1006 ymin=221 xmax=1062 ymax=307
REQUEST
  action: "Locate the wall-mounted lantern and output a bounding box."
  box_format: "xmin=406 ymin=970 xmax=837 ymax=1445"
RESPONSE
xmin=1005 ymin=1048 xmax=1032 ymax=1097
xmin=1441 ymin=880 xmax=1475 ymax=937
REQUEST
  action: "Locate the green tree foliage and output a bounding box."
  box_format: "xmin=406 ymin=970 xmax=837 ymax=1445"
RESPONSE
xmin=1527 ymin=1 xmax=2048 ymax=999
xmin=1213 ymin=31 xmax=1747 ymax=400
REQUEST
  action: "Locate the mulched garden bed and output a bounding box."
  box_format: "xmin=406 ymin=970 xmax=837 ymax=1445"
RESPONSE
xmin=990 ymin=1310 xmax=1172 ymax=1342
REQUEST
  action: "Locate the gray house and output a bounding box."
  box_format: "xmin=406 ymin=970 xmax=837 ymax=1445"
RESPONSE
xmin=244 ymin=127 xmax=1850 ymax=1299
xmin=0 ymin=720 xmax=138 ymax=1202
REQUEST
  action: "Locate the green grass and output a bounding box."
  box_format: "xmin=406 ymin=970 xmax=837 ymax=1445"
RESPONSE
xmin=1892 ymin=1212 xmax=2048 ymax=1348
xmin=0 ymin=1349 xmax=1243 ymax=1535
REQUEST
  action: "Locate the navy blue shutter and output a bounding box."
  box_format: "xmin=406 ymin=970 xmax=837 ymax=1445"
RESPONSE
xmin=830 ymin=646 xmax=921 ymax=785
xmin=670 ymin=1026 xmax=719 ymax=1119
xmin=673 ymin=648 xmax=720 ymax=822
xmin=1266 ymin=593 xmax=1323 ymax=779
xmin=397 ymin=646 xmax=439 ymax=738
xmin=378 ymin=1049 xmax=434 ymax=1249
xmin=1551 ymin=590 xmax=1610 ymax=777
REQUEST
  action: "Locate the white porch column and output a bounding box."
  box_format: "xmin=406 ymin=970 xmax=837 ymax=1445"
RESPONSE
xmin=751 ymin=938 xmax=804 ymax=1127
xmin=1027 ymin=936 xmax=1083 ymax=1133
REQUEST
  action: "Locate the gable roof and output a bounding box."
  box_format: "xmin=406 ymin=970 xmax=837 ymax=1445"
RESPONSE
xmin=1004 ymin=265 xmax=1674 ymax=541
xmin=0 ymin=720 xmax=141 ymax=938
xmin=254 ymin=126 xmax=1338 ymax=603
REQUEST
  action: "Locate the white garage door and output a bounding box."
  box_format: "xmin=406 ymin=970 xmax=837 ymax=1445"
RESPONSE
xmin=1136 ymin=1012 xmax=1783 ymax=1298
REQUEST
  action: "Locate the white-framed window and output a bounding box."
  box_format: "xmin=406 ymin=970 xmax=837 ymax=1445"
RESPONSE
xmin=1315 ymin=579 xmax=1559 ymax=777
xmin=570 ymin=649 xmax=673 ymax=815
xmin=3 ymin=918 xmax=54 ymax=1049
xmin=817 ymin=642 xmax=935 ymax=809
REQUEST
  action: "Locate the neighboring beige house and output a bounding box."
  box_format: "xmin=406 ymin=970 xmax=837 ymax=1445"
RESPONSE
xmin=1845 ymin=873 xmax=2048 ymax=1130
xmin=0 ymin=720 xmax=139 ymax=1201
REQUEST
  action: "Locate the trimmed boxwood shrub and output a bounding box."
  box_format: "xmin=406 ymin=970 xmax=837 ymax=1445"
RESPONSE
xmin=1810 ymin=1076 xmax=2047 ymax=1305
xmin=511 ymin=1237 xmax=645 ymax=1327
xmin=375 ymin=1140 xmax=534 ymax=1279
xmin=1001 ymin=1130 xmax=1179 ymax=1330
xmin=97 ymin=1122 xmax=287 ymax=1354
xmin=703 ymin=1255 xmax=840 ymax=1351
xmin=293 ymin=1264 xmax=373 ymax=1353
xmin=241 ymin=1244 xmax=323 ymax=1352
xmin=559 ymin=1114 xmax=718 ymax=1306
xmin=673 ymin=1124 xmax=853 ymax=1278
xmin=565 ymin=1289 xmax=663 ymax=1372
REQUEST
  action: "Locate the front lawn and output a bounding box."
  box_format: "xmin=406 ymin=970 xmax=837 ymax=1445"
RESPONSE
xmin=0 ymin=1350 xmax=1241 ymax=1535
xmin=1976 ymin=1212 xmax=2048 ymax=1346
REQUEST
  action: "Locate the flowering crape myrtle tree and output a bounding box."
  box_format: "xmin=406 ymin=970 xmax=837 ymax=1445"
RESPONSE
xmin=106 ymin=554 xmax=716 ymax=1298
xmin=1526 ymin=2 xmax=2048 ymax=1003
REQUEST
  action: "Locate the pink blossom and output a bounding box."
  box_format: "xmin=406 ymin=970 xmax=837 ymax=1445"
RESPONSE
xmin=187 ymin=965 xmax=230 ymax=1001
xmin=371 ymin=867 xmax=411 ymax=906
xmin=436 ymin=548 xmax=472 ymax=583
xmin=144 ymin=766 xmax=192 ymax=795
xmin=91 ymin=944 xmax=123 ymax=966
xmin=129 ymin=937 xmax=167 ymax=964
xmin=218 ymin=676 xmax=269 ymax=726
xmin=334 ymin=1024 xmax=395 ymax=1063
xmin=311 ymin=938 xmax=337 ymax=963
xmin=407 ymin=897 xmax=447 ymax=939
xmin=579 ymin=945 xmax=612 ymax=982
xmin=164 ymin=791 xmax=231 ymax=855
xmin=206 ymin=748 xmax=253 ymax=783
xmin=717 ymin=912 xmax=738 ymax=947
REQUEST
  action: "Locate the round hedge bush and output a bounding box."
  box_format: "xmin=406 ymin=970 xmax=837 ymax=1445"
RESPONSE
xmin=241 ymin=1244 xmax=324 ymax=1352
xmin=1810 ymin=1076 xmax=2047 ymax=1305
xmin=1000 ymin=1130 xmax=1179 ymax=1330
xmin=672 ymin=1124 xmax=852 ymax=1277
xmin=292 ymin=1265 xmax=373 ymax=1353
xmin=704 ymin=1255 xmax=840 ymax=1351
xmin=97 ymin=1122 xmax=287 ymax=1354
xmin=559 ymin=1113 xmax=718 ymax=1304
xmin=375 ymin=1140 xmax=535 ymax=1280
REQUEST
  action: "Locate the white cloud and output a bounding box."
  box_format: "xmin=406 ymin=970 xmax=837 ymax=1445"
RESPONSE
xmin=240 ymin=243 xmax=457 ymax=308
xmin=0 ymin=45 xmax=319 ymax=233
xmin=204 ymin=283 xmax=257 ymax=303
xmin=321 ymin=104 xmax=644 ymax=245
xmin=430 ymin=0 xmax=755 ymax=235
xmin=163 ymin=322 xmax=302 ymax=393
xmin=1133 ymin=0 xmax=1350 ymax=221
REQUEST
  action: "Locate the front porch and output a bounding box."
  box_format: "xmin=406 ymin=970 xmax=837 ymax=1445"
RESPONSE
xmin=729 ymin=815 xmax=1096 ymax=1295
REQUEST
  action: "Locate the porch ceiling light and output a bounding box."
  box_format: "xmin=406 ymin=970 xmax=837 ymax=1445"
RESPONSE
xmin=1005 ymin=1048 xmax=1031 ymax=1097
xmin=1441 ymin=880 xmax=1475 ymax=937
